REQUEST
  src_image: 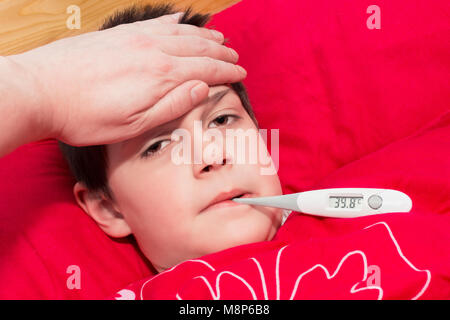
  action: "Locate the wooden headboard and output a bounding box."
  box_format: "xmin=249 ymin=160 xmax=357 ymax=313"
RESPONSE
xmin=0 ymin=0 xmax=240 ymax=55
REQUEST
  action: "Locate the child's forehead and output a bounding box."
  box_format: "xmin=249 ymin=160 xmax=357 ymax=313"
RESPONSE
xmin=144 ymin=85 xmax=236 ymax=135
xmin=113 ymin=85 xmax=240 ymax=155
xmin=145 ymin=85 xmax=235 ymax=134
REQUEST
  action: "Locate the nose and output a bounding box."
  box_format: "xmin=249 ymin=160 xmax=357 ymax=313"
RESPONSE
xmin=193 ymin=139 xmax=234 ymax=178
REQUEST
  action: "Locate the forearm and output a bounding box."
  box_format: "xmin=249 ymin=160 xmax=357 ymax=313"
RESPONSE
xmin=0 ymin=55 xmax=50 ymax=158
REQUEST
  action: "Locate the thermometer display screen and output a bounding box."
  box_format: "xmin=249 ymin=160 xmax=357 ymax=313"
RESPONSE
xmin=329 ymin=196 xmax=363 ymax=209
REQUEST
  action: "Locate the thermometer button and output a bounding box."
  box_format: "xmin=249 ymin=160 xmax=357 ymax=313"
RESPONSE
xmin=368 ymin=195 xmax=383 ymax=210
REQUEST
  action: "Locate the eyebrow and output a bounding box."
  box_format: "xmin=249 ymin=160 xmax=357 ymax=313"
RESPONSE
xmin=121 ymin=88 xmax=233 ymax=156
xmin=155 ymin=88 xmax=232 ymax=138
xmin=209 ymin=88 xmax=232 ymax=108
xmin=199 ymin=88 xmax=232 ymax=119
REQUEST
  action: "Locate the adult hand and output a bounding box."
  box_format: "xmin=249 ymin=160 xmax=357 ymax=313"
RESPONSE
xmin=8 ymin=12 xmax=246 ymax=147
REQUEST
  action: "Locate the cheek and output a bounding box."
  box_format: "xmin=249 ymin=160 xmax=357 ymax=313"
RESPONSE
xmin=262 ymin=172 xmax=283 ymax=195
xmin=108 ymin=164 xmax=195 ymax=258
xmin=108 ymin=163 xmax=187 ymax=229
xmin=248 ymin=162 xmax=283 ymax=196
xmin=247 ymin=131 xmax=282 ymax=194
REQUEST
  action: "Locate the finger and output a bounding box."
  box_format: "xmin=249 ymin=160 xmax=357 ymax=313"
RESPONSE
xmin=142 ymin=80 xmax=209 ymax=130
xmin=136 ymin=23 xmax=224 ymax=43
xmin=172 ymin=56 xmax=247 ymax=86
xmin=158 ymin=35 xmax=238 ymax=63
xmin=142 ymin=12 xmax=184 ymax=25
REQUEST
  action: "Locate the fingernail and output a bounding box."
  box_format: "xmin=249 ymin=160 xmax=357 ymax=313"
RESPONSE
xmin=191 ymin=83 xmax=206 ymax=103
xmin=172 ymin=12 xmax=183 ymax=22
xmin=237 ymin=65 xmax=247 ymax=76
xmin=211 ymin=29 xmax=224 ymax=41
xmin=230 ymin=48 xmax=239 ymax=60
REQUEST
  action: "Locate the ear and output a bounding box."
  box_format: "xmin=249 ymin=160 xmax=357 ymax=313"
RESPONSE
xmin=73 ymin=182 xmax=131 ymax=238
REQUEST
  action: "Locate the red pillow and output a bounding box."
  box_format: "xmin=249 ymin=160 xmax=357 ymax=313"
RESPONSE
xmin=208 ymin=0 xmax=450 ymax=194
xmin=1 ymin=0 xmax=448 ymax=299
xmin=0 ymin=140 xmax=155 ymax=299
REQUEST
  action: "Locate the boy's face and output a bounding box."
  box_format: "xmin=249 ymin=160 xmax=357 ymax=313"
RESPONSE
xmin=102 ymin=85 xmax=282 ymax=272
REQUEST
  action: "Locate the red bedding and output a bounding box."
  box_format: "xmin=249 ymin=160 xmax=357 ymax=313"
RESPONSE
xmin=111 ymin=0 xmax=450 ymax=299
xmin=112 ymin=111 xmax=450 ymax=299
xmin=0 ymin=0 xmax=448 ymax=299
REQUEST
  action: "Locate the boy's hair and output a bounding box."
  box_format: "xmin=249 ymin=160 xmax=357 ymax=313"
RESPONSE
xmin=58 ymin=3 xmax=257 ymax=202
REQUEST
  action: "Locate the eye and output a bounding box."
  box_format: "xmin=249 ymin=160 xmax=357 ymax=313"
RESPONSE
xmin=208 ymin=114 xmax=240 ymax=128
xmin=142 ymin=139 xmax=171 ymax=159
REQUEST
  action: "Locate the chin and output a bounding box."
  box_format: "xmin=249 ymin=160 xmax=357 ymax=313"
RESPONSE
xmin=193 ymin=209 xmax=281 ymax=257
xmin=224 ymin=222 xmax=275 ymax=248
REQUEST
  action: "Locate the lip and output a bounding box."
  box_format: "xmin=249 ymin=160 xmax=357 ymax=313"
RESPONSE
xmin=200 ymin=189 xmax=254 ymax=213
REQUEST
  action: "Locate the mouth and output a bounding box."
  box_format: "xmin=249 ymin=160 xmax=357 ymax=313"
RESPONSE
xmin=200 ymin=190 xmax=254 ymax=213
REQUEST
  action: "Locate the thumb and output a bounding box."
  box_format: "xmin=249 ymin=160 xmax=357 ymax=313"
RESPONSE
xmin=142 ymin=80 xmax=209 ymax=131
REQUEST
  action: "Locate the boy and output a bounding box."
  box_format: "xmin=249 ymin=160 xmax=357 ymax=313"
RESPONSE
xmin=59 ymin=4 xmax=284 ymax=273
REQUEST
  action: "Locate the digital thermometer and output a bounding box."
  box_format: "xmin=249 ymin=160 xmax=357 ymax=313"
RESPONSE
xmin=232 ymin=188 xmax=412 ymax=218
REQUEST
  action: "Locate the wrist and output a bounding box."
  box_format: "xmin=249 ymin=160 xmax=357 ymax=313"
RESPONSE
xmin=3 ymin=54 xmax=54 ymax=142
